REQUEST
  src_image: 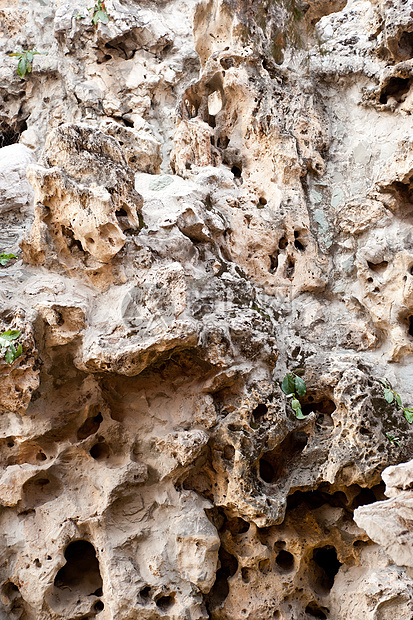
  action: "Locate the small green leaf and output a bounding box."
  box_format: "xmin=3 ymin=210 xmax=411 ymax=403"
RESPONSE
xmin=4 ymin=349 xmax=13 ymax=364
xmin=294 ymin=375 xmax=307 ymax=398
xmin=97 ymin=9 xmax=109 ymax=23
xmin=0 ymin=253 xmax=17 ymax=266
xmin=292 ymin=401 xmax=306 ymax=419
xmin=26 ymin=51 xmax=34 ymax=63
xmin=17 ymin=57 xmax=27 ymax=77
xmin=396 ymin=393 xmax=403 ymax=407
xmin=281 ymin=373 xmax=296 ymax=395
xmin=403 ymin=408 xmax=413 ymax=424
xmin=383 ymin=388 xmax=394 ymax=403
xmin=0 ymin=330 xmax=21 ymax=341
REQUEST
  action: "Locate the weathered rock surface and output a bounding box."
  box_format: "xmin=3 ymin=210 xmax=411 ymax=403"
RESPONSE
xmin=0 ymin=0 xmax=413 ymax=619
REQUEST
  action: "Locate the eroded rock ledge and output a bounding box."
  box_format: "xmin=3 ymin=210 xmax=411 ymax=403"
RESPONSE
xmin=1 ymin=0 xmax=413 ymax=618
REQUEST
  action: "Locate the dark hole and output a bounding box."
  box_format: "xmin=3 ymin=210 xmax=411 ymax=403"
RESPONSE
xmin=208 ymin=115 xmax=216 ymax=128
xmin=302 ymin=399 xmax=336 ymax=416
xmin=54 ymin=540 xmax=103 ymax=594
xmin=7 ymin=440 xmax=14 ymax=448
xmin=379 ymin=77 xmax=411 ymax=104
xmin=259 ymin=559 xmax=271 ymax=574
xmin=231 ymin=165 xmax=242 ymax=178
xmin=140 ymin=586 xmax=151 ymax=600
xmin=90 ymin=442 xmax=110 ymax=460
xmin=252 ymin=403 xmax=268 ymax=423
xmin=77 ymin=413 xmax=103 ymax=441
xmin=278 ymin=236 xmax=288 ymax=249
xmin=205 ymin=548 xmax=238 ymax=612
xmin=0 ymin=119 xmax=27 ymax=148
xmin=408 ymin=316 xmax=413 ymax=337
xmin=241 ymin=567 xmax=252 ymax=583
xmin=93 ymin=587 xmax=103 ymax=596
xmin=285 ymin=257 xmax=295 ymax=279
xmin=156 ymin=595 xmax=174 ymax=611
xmin=269 ymin=252 xmax=279 ymax=274
xmin=116 ymin=208 xmax=128 ymax=217
xmin=259 ymin=197 xmax=267 ymax=205
xmin=217 ymin=135 xmax=230 ymax=149
xmin=224 ymin=517 xmax=250 ymax=535
xmin=259 ymin=459 xmax=275 ymax=483
xmin=398 ymin=30 xmax=413 ymax=60
xmin=223 ymin=445 xmax=235 ymax=460
xmin=312 ymin=546 xmax=341 ymax=593
xmin=351 ymin=487 xmax=377 ymax=509
xmin=294 ymin=230 xmax=299 ymax=238
xmin=123 ymin=117 xmax=134 ymax=128
xmin=94 ymin=600 xmax=104 ymax=611
xmin=276 ymin=550 xmax=294 ymax=572
xmin=305 ymin=601 xmax=328 ymax=619
xmin=36 ymin=451 xmax=47 ymax=461
xmin=259 ymin=431 xmax=308 ymax=484
xmin=294 ymin=239 xmax=305 ymax=251
xmin=367 ymin=260 xmax=388 ymax=273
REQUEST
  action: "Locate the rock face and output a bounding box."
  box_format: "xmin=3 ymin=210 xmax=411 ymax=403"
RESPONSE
xmin=1 ymin=0 xmax=413 ymax=619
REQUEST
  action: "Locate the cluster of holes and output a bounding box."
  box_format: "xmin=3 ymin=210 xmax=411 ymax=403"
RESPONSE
xmin=268 ymin=230 xmax=307 ymax=278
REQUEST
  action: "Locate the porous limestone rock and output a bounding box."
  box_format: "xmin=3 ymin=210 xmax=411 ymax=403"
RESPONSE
xmin=0 ymin=0 xmax=413 ymax=619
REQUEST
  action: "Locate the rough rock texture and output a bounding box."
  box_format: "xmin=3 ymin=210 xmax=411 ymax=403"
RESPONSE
xmin=1 ymin=0 xmax=413 ymax=619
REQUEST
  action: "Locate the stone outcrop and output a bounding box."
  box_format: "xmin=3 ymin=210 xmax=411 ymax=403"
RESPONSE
xmin=0 ymin=0 xmax=413 ymax=619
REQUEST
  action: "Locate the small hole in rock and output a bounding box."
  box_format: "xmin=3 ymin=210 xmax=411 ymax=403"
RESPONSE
xmin=278 ymin=236 xmax=288 ymax=250
xmin=36 ymin=451 xmax=47 ymax=461
xmin=351 ymin=487 xmax=377 ymax=509
xmin=90 ymin=442 xmax=110 ymax=460
xmin=269 ymin=253 xmax=279 ymax=274
xmin=312 ymin=546 xmax=341 ymax=593
xmin=156 ymin=595 xmax=174 ymax=611
xmin=231 ymin=165 xmax=242 ymax=178
xmin=259 ymin=197 xmax=267 ymax=205
xmin=54 ymin=540 xmax=102 ymax=595
xmin=276 ymin=550 xmax=294 ymax=572
xmin=224 ymin=517 xmax=250 ymax=535
xmin=77 ymin=413 xmax=103 ymax=441
xmin=305 ymin=601 xmax=328 ymax=619
xmin=367 ymin=260 xmax=388 ymax=274
xmin=140 ymin=586 xmax=151 ymax=600
xmin=379 ymin=76 xmax=411 ymax=104
xmin=223 ymin=445 xmax=235 ymax=460
xmin=294 ymin=239 xmax=305 ymax=251
xmin=93 ymin=587 xmax=103 ymax=596
xmin=285 ymin=257 xmax=295 ymax=279
xmin=241 ymin=567 xmax=252 ymax=583
xmin=94 ymin=600 xmax=104 ymax=612
xmin=252 ymin=403 xmax=268 ymax=423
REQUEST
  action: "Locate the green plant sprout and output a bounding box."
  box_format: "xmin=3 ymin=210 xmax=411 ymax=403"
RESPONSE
xmin=281 ymin=372 xmax=307 ymax=419
xmin=89 ymin=1 xmax=109 ymax=27
xmin=0 ymin=330 xmax=22 ymax=364
xmin=0 ymin=253 xmax=17 ymax=266
xmin=385 ymin=432 xmax=401 ymax=447
xmin=379 ymin=379 xmax=413 ymax=424
xmin=9 ymin=50 xmax=48 ymax=78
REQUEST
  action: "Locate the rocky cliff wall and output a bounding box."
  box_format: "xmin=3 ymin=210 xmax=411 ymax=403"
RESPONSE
xmin=1 ymin=0 xmax=413 ymax=618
